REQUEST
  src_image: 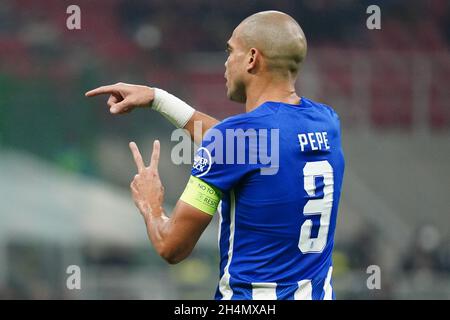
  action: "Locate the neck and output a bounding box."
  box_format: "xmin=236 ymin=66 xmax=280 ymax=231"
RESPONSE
xmin=244 ymin=75 xmax=300 ymax=113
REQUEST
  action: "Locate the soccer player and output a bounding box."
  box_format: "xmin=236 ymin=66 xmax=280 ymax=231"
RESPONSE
xmin=86 ymin=11 xmax=345 ymax=300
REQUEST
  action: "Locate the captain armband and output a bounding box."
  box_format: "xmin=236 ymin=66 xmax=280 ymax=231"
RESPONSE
xmin=180 ymin=176 xmax=222 ymax=216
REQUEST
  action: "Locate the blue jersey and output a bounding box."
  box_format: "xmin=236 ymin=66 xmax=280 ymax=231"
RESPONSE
xmin=191 ymin=97 xmax=345 ymax=300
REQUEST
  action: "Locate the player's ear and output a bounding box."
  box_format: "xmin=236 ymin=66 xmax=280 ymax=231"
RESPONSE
xmin=246 ymin=48 xmax=260 ymax=74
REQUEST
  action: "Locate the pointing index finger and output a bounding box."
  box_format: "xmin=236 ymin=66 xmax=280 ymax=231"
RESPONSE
xmin=85 ymin=84 xmax=120 ymax=97
xmin=129 ymin=141 xmax=145 ymax=173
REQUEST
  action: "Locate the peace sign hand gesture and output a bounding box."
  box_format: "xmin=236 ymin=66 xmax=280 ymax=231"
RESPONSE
xmin=129 ymin=140 xmax=165 ymax=220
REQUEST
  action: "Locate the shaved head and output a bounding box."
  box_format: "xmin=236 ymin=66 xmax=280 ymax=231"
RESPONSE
xmin=236 ymin=11 xmax=307 ymax=76
xmin=224 ymin=11 xmax=307 ymax=104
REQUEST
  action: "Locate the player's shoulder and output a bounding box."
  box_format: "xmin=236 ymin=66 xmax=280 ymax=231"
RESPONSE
xmin=302 ymin=97 xmax=340 ymax=121
xmin=212 ymin=106 xmax=275 ymax=132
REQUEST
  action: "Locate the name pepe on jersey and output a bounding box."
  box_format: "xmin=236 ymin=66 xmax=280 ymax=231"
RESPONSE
xmin=192 ymin=128 xmax=332 ymax=179
xmin=298 ymin=131 xmax=331 ymax=152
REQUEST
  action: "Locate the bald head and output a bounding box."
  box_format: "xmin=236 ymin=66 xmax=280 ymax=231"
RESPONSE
xmin=236 ymin=11 xmax=307 ymax=76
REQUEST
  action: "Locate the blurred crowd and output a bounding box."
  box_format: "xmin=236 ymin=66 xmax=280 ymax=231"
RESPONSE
xmin=1 ymin=0 xmax=449 ymax=77
xmin=335 ymin=222 xmax=450 ymax=299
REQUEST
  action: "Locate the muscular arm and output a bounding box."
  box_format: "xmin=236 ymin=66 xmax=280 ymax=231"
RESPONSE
xmin=184 ymin=111 xmax=220 ymax=145
xmin=129 ymin=141 xmax=218 ymax=264
xmin=85 ymin=83 xmax=219 ymax=142
xmin=142 ymin=200 xmax=213 ymax=264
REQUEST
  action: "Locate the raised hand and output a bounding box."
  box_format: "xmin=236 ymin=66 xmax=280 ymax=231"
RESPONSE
xmin=85 ymin=82 xmax=155 ymax=114
xmin=129 ymin=140 xmax=165 ymax=219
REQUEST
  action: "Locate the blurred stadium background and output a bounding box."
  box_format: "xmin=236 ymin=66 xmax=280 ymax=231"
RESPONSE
xmin=0 ymin=0 xmax=449 ymax=299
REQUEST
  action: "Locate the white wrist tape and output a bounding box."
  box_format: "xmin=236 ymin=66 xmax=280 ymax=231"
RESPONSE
xmin=151 ymin=88 xmax=196 ymax=128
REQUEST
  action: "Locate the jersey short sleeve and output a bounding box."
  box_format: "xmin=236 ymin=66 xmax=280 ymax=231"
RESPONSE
xmin=191 ymin=119 xmax=256 ymax=193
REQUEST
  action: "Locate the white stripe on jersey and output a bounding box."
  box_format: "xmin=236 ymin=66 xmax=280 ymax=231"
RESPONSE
xmin=217 ymin=200 xmax=222 ymax=251
xmin=252 ymin=282 xmax=277 ymax=300
xmin=294 ymin=280 xmax=313 ymax=300
xmin=218 ymin=190 xmax=236 ymax=300
xmin=323 ymin=266 xmax=333 ymax=300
